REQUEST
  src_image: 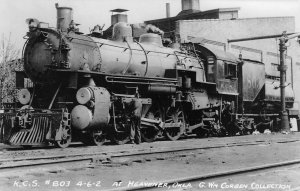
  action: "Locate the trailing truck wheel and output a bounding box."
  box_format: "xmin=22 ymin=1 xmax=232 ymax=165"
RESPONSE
xmin=164 ymin=106 xmax=185 ymax=141
xmin=195 ymin=128 xmax=209 ymax=138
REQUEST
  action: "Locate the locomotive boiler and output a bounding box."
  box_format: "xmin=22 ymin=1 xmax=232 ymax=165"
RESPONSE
xmin=0 ymin=4 xmax=208 ymax=147
xmin=0 ymin=4 xmax=298 ymax=148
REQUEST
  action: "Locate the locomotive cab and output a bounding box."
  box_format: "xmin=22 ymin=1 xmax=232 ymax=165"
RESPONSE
xmin=194 ymin=45 xmax=239 ymax=95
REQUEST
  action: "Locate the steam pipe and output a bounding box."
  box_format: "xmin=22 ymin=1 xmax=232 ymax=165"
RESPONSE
xmin=122 ymin=39 xmax=133 ymax=75
xmin=48 ymin=83 xmax=62 ymax=110
xmin=134 ymin=40 xmax=149 ymax=76
xmin=227 ymin=33 xmax=295 ymax=43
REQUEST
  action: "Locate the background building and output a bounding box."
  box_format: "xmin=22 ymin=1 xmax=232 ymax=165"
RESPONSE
xmin=146 ymin=0 xmax=300 ymax=111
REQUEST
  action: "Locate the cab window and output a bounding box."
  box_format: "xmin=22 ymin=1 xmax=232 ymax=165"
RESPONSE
xmin=224 ymin=62 xmax=237 ymax=79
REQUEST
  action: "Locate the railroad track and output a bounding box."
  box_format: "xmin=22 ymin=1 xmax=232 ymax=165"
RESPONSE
xmin=103 ymin=159 xmax=300 ymax=191
xmin=1 ymin=138 xmax=300 ymax=173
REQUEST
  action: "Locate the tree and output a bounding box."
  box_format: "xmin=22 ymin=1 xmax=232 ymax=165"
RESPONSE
xmin=0 ymin=33 xmax=21 ymax=107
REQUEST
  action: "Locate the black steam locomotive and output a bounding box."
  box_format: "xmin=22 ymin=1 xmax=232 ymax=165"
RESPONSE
xmin=0 ymin=4 xmax=297 ymax=148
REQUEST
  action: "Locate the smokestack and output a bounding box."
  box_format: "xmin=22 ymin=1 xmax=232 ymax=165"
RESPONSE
xmin=181 ymin=0 xmax=200 ymax=11
xmin=55 ymin=3 xmax=73 ymax=32
xmin=110 ymin=9 xmax=128 ymax=26
xmin=166 ymin=3 xmax=170 ymax=18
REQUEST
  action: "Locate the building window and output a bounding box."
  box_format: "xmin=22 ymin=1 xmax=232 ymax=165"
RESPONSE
xmin=271 ymin=63 xmax=279 ymax=71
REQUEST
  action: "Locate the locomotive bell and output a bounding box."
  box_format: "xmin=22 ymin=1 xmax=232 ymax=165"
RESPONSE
xmin=76 ymin=87 xmax=93 ymax=105
xmin=26 ymin=18 xmax=39 ymax=31
xmin=18 ymin=89 xmax=31 ymax=105
xmin=91 ymin=25 xmax=104 ymax=37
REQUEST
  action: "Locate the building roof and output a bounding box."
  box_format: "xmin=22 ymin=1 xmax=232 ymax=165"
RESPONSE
xmin=145 ymin=7 xmax=240 ymax=23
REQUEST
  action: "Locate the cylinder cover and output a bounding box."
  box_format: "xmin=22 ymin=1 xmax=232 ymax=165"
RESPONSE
xmin=71 ymin=105 xmax=93 ymax=130
xmin=76 ymin=87 xmax=93 ymax=105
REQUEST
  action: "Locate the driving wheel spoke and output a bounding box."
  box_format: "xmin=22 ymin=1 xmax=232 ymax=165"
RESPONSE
xmin=164 ymin=105 xmax=185 ymax=141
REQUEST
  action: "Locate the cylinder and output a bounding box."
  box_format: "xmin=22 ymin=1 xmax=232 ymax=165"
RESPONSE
xmin=71 ymin=87 xmax=111 ymax=130
xmin=56 ymin=5 xmax=73 ymax=32
xmin=71 ymin=105 xmax=93 ymax=130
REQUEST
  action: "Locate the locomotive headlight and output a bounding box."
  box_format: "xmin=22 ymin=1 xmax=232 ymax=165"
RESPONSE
xmin=18 ymin=89 xmax=31 ymax=105
xmin=76 ymin=87 xmax=93 ymax=105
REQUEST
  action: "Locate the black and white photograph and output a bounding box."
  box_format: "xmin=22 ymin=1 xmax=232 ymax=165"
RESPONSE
xmin=0 ymin=0 xmax=300 ymax=190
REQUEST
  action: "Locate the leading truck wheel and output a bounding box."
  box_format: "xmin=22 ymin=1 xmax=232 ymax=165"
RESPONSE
xmin=81 ymin=130 xmax=106 ymax=146
xmin=164 ymin=105 xmax=185 ymax=141
xmin=55 ymin=125 xmax=72 ymax=148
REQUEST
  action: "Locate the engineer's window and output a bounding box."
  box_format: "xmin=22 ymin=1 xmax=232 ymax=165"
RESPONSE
xmin=224 ymin=62 xmax=237 ymax=79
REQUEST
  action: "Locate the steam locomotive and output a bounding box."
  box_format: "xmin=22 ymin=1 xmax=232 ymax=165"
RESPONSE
xmin=0 ymin=4 xmax=297 ymax=148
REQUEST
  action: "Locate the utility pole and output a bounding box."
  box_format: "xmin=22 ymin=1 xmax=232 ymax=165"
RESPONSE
xmin=228 ymin=32 xmax=300 ymax=133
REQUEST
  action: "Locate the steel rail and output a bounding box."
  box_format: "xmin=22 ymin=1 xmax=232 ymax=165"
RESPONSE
xmin=105 ymin=159 xmax=300 ymax=191
xmin=1 ymin=138 xmax=299 ymax=171
xmin=0 ymin=139 xmax=277 ymax=163
xmin=0 ymin=141 xmax=258 ymax=164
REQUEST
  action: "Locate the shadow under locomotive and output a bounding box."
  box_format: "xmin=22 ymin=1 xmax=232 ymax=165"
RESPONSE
xmin=0 ymin=4 xmax=298 ymax=148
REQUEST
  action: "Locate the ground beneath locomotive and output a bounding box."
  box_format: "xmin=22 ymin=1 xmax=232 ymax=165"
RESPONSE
xmin=1 ymin=133 xmax=300 ymax=191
